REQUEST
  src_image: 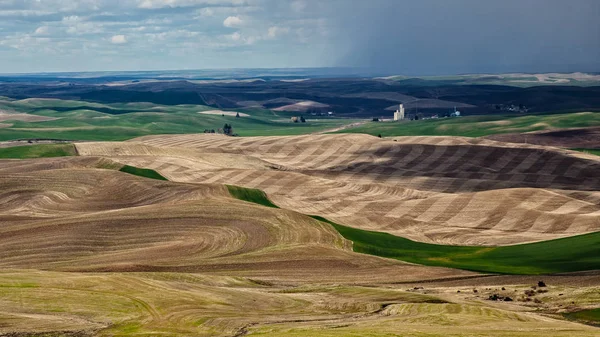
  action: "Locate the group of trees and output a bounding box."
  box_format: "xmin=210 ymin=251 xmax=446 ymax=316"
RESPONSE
xmin=202 ymin=123 xmax=235 ymax=136
xmin=292 ymin=116 xmax=307 ymax=123
xmin=223 ymin=123 xmax=233 ymax=135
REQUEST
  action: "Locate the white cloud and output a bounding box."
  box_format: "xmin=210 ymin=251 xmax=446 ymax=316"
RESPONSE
xmin=138 ymin=0 xmax=178 ymax=9
xmin=226 ymin=31 xmax=259 ymax=45
xmin=34 ymin=26 xmax=49 ymax=35
xmin=61 ymin=15 xmax=104 ymax=35
xmin=0 ymin=0 xmax=332 ymax=71
xmin=110 ymin=34 xmax=127 ymax=44
xmin=138 ymin=0 xmax=250 ymax=9
xmin=145 ymin=29 xmax=200 ymax=42
xmin=229 ymin=31 xmax=241 ymax=41
xmin=267 ymin=26 xmax=289 ymax=39
xmin=197 ymin=7 xmax=213 ymax=16
xmin=62 ymin=15 xmax=81 ymax=23
xmin=194 ymin=4 xmax=259 ymax=19
xmin=290 ymin=0 xmax=306 ymax=12
xmin=223 ymin=15 xmax=242 ymax=28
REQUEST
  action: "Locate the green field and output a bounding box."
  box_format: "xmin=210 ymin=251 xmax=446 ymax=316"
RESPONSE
xmin=119 ymin=165 xmax=168 ymax=181
xmin=315 ymin=216 xmax=600 ymax=274
xmin=2 ymin=98 xmax=599 ymax=140
xmin=0 ymin=143 xmax=76 ymax=159
xmin=226 ymin=185 xmax=280 ymax=208
xmin=573 ymin=148 xmax=600 ymax=156
xmin=0 ymin=98 xmax=357 ymax=141
xmin=218 ymin=185 xmax=600 ymax=275
xmin=563 ymin=308 xmax=600 ymax=326
xmin=337 ymin=111 xmax=600 ymax=137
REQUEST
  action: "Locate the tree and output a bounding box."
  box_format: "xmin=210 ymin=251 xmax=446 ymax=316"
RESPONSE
xmin=223 ymin=123 xmax=233 ymax=136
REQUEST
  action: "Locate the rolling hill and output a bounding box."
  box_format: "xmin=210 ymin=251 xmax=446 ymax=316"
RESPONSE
xmin=1 ymin=132 xmax=599 ymax=336
xmin=73 ymin=133 xmax=600 ymax=245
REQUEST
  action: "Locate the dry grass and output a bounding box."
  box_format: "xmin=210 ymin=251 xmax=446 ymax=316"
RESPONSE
xmin=1 ymin=133 xmax=599 ymax=336
xmin=0 ymin=111 xmax=58 ymax=122
xmin=198 ymin=110 xmax=249 ymax=117
xmin=0 ymin=164 xmax=467 ymax=283
xmin=0 ymin=270 xmax=597 ymax=337
xmin=272 ymin=100 xmax=329 ymax=112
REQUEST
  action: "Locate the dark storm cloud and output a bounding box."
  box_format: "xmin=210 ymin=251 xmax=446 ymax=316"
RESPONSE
xmin=0 ymin=0 xmax=597 ymax=74
xmin=329 ymin=0 xmax=600 ymax=74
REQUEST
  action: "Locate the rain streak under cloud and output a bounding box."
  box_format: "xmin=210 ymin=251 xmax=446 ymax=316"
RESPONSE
xmin=0 ymin=0 xmax=598 ymax=74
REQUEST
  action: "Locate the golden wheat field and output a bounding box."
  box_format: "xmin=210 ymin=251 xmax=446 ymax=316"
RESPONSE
xmin=77 ymin=134 xmax=600 ymax=245
xmin=1 ymin=133 xmax=599 ymax=336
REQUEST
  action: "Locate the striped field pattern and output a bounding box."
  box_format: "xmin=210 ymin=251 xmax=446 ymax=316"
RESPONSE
xmin=0 ymin=158 xmax=471 ymax=283
xmin=1 ymin=134 xmax=600 ymax=336
xmin=76 ymin=133 xmax=600 ymax=245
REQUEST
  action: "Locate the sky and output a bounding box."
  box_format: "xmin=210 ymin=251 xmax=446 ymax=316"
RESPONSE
xmin=0 ymin=0 xmax=598 ymax=74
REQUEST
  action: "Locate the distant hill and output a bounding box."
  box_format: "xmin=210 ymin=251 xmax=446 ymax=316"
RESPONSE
xmin=382 ymin=72 xmax=600 ymax=87
xmin=1 ymin=76 xmax=600 ymax=117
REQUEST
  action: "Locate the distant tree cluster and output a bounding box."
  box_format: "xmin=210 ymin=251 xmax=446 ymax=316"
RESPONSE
xmin=291 ymin=116 xmax=307 ymax=123
xmin=203 ymin=124 xmax=238 ymax=136
xmin=223 ymin=123 xmax=233 ymax=136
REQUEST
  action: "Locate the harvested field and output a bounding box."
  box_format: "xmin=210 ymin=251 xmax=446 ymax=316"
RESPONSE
xmin=2 ymin=133 xmax=600 ymax=336
xmin=339 ymin=111 xmax=600 ymax=138
xmin=198 ymin=109 xmax=249 ymax=117
xmin=1 ymin=270 xmax=597 ymax=337
xmin=0 ymin=111 xmax=58 ymax=122
xmin=272 ymin=100 xmax=329 ymax=112
xmin=0 ymin=164 xmax=468 ymax=283
xmin=75 ymin=133 xmax=600 ymax=245
xmin=385 ymin=99 xmax=476 ymax=110
xmin=487 ymin=127 xmax=600 ymax=149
